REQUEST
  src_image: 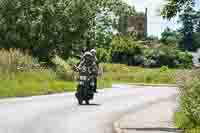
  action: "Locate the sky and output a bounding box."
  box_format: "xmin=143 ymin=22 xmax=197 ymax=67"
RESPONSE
xmin=123 ymin=0 xmax=200 ymax=38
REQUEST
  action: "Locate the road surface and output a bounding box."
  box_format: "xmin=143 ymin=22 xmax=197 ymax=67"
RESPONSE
xmin=0 ymin=85 xmax=178 ymax=133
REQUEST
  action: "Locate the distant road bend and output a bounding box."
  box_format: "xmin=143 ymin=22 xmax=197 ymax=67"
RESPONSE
xmin=0 ymin=85 xmax=178 ymax=133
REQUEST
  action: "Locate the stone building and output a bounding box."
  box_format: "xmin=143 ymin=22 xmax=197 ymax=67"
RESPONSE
xmin=118 ymin=8 xmax=148 ymax=38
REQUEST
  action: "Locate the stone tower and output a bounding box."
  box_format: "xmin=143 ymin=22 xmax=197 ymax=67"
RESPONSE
xmin=118 ymin=8 xmax=148 ymax=38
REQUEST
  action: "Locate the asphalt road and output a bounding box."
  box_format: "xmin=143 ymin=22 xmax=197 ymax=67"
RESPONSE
xmin=0 ymin=85 xmax=178 ymax=133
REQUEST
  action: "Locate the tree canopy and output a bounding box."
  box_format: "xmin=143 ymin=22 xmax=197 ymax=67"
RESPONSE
xmin=161 ymin=0 xmax=194 ymax=19
xmin=178 ymin=5 xmax=200 ymax=51
xmin=160 ymin=27 xmax=178 ymax=45
xmin=0 ymin=0 xmax=135 ymax=59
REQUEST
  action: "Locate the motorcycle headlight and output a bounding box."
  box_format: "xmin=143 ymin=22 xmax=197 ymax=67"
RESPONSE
xmin=90 ymin=82 xmax=95 ymax=86
xmin=80 ymin=76 xmax=87 ymax=80
xmin=79 ymin=81 xmax=84 ymax=85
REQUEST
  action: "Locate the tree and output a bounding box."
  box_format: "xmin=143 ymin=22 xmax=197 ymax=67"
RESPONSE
xmin=160 ymin=27 xmax=178 ymax=45
xmin=178 ymin=4 xmax=197 ymax=51
xmin=195 ymin=10 xmax=200 ymax=32
xmin=0 ymin=0 xmax=135 ymax=59
xmin=193 ymin=32 xmax=200 ymax=51
xmin=146 ymin=35 xmax=159 ymax=42
xmin=161 ymin=0 xmax=195 ymax=19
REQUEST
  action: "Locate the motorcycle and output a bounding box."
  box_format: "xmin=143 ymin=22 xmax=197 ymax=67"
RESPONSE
xmin=73 ymin=66 xmax=96 ymax=105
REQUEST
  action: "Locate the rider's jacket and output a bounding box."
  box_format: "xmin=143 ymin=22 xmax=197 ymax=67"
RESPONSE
xmin=77 ymin=58 xmax=98 ymax=76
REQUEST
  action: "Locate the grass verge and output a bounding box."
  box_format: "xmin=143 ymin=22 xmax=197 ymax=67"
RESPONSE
xmin=0 ymin=68 xmax=77 ymax=98
xmin=0 ymin=61 xmax=193 ymax=97
xmin=100 ymin=63 xmax=192 ymax=85
xmin=174 ymin=111 xmax=200 ymax=133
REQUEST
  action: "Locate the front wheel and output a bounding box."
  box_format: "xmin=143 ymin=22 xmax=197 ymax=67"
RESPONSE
xmin=85 ymin=100 xmax=90 ymax=105
xmin=78 ymin=99 xmax=83 ymax=105
xmin=76 ymin=92 xmax=83 ymax=105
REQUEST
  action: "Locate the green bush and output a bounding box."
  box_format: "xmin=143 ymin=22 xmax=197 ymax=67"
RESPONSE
xmin=96 ymin=48 xmax=111 ymax=63
xmin=51 ymin=56 xmax=76 ymax=81
xmin=174 ymin=70 xmax=200 ymax=130
xmin=179 ymin=77 xmax=200 ymax=128
xmin=160 ymin=66 xmax=169 ymax=72
xmin=174 ymin=111 xmax=193 ymax=129
xmin=110 ymin=36 xmax=192 ymax=68
xmin=111 ymin=35 xmax=142 ymax=65
xmin=100 ymin=63 xmax=186 ymax=84
xmin=66 ymin=57 xmax=80 ymax=66
xmin=143 ymin=46 xmax=193 ymax=68
xmin=177 ymin=51 xmax=193 ymax=68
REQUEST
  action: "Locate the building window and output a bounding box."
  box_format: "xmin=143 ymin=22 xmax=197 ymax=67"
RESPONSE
xmin=138 ymin=23 xmax=144 ymax=31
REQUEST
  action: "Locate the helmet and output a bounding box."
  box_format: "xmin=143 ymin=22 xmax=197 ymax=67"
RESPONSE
xmin=83 ymin=52 xmax=93 ymax=59
xmin=90 ymin=49 xmax=96 ymax=55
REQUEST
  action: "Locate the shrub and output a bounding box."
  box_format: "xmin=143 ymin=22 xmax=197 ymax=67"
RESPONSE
xmin=177 ymin=51 xmax=193 ymax=68
xmin=51 ymin=55 xmax=76 ymax=81
xmin=160 ymin=66 xmax=169 ymax=72
xmin=66 ymin=57 xmax=80 ymax=67
xmin=179 ymin=77 xmax=200 ymax=128
xmin=111 ymin=36 xmax=142 ymax=65
xmin=143 ymin=46 xmax=193 ymax=68
xmin=96 ymin=48 xmax=111 ymax=63
xmin=110 ymin=36 xmax=192 ymax=68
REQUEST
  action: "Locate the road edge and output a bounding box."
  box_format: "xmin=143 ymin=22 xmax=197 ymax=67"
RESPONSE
xmin=112 ymin=83 xmax=179 ymax=88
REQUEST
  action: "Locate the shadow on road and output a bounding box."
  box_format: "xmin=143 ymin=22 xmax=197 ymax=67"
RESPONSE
xmin=78 ymin=103 xmax=101 ymax=106
xmin=121 ymin=127 xmax=183 ymax=132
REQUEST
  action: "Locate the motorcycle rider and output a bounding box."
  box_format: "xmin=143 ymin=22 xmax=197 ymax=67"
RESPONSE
xmin=74 ymin=51 xmax=98 ymax=99
xmin=90 ymin=49 xmax=98 ymax=93
xmin=76 ymin=51 xmax=97 ymax=73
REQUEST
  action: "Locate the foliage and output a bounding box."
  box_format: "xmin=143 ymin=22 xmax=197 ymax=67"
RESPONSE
xmin=0 ymin=48 xmax=40 ymax=73
xmin=0 ymin=0 xmax=135 ymax=60
xmin=193 ymin=32 xmax=200 ymax=51
xmin=0 ymin=51 xmax=111 ymax=97
xmin=100 ymin=63 xmax=192 ymax=84
xmin=66 ymin=57 xmax=79 ymax=67
xmin=110 ymin=35 xmax=192 ymax=68
xmin=144 ymin=46 xmax=193 ymax=68
xmin=174 ymin=71 xmax=200 ymax=130
xmin=146 ymin=35 xmax=159 ymax=42
xmin=0 ymin=69 xmax=76 ymax=97
xmin=180 ymin=77 xmax=200 ymax=127
xmin=0 ymin=49 xmax=78 ymax=97
xmin=161 ymin=0 xmax=194 ymax=19
xmin=111 ymin=35 xmax=143 ymax=65
xmin=178 ymin=4 xmax=197 ymax=51
xmin=51 ymin=55 xmax=76 ymax=80
xmin=159 ymin=66 xmax=169 ymax=72
xmin=174 ymin=111 xmax=194 ymax=129
xmin=160 ymin=27 xmax=178 ymax=45
xmin=96 ymin=48 xmax=111 ymax=63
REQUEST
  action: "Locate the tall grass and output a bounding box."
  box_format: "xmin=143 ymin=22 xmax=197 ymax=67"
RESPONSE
xmin=51 ymin=56 xmax=112 ymax=89
xmin=0 ymin=50 xmax=193 ymax=98
xmin=0 ymin=48 xmax=39 ymax=72
xmin=173 ymin=69 xmax=200 ymax=132
xmin=100 ymin=63 xmax=192 ymax=84
xmin=0 ymin=49 xmax=75 ymax=97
